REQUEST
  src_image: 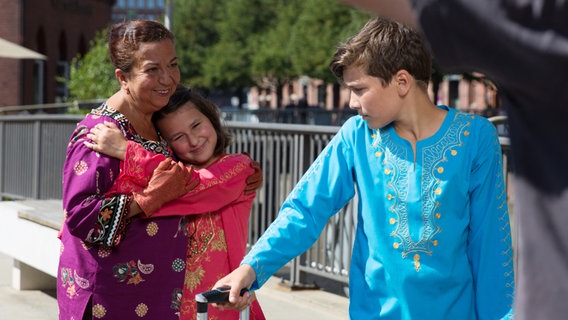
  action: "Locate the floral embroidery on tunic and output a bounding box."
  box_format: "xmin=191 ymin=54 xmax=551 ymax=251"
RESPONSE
xmin=60 ymin=267 xmax=90 ymax=298
xmin=112 ymin=259 xmax=154 ymax=285
xmin=375 ymin=112 xmax=472 ymax=271
xmin=73 ymin=160 xmax=88 ymax=175
xmin=92 ymin=304 xmax=107 ymax=318
xmin=180 ymin=213 xmax=228 ymax=318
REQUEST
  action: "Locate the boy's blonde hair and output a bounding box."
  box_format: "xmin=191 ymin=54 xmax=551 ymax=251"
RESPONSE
xmin=329 ymin=17 xmax=432 ymax=89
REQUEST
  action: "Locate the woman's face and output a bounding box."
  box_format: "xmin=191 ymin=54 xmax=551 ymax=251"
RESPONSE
xmin=157 ymin=103 xmax=218 ymax=169
xmin=122 ymin=40 xmax=180 ymax=113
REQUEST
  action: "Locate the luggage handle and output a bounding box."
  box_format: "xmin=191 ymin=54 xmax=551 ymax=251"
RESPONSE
xmin=196 ymin=286 xmax=250 ymax=320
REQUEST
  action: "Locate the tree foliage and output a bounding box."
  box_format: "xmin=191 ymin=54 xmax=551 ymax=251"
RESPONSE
xmin=173 ymin=0 xmax=368 ymax=91
xmin=67 ymin=28 xmax=117 ymax=100
xmin=67 ymin=1 xmax=370 ymax=103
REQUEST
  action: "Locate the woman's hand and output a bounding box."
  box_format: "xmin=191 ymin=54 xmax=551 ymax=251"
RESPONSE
xmin=211 ymin=264 xmax=257 ymax=311
xmin=244 ymin=160 xmax=263 ymax=194
xmin=85 ymin=121 xmax=128 ymax=160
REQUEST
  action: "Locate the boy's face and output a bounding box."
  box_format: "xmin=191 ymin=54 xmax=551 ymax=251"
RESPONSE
xmin=343 ymin=65 xmax=401 ymax=129
xmin=157 ymin=102 xmax=218 ymax=169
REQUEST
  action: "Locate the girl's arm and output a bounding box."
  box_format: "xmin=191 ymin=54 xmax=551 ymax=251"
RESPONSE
xmin=153 ymin=153 xmax=255 ymax=217
xmin=86 ymin=121 xmax=259 ymax=216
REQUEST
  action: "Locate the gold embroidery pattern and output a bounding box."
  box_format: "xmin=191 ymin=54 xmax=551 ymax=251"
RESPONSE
xmin=189 ymin=156 xmax=248 ymax=194
xmin=180 ymin=213 xmax=228 ymax=318
xmin=377 ymin=112 xmax=471 ymax=271
xmin=184 ymin=265 xmax=206 ymax=292
xmin=92 ymin=304 xmax=106 ymax=318
xmin=134 ymin=303 xmax=148 ymax=317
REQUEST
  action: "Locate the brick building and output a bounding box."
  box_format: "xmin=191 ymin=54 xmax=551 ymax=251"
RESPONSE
xmin=0 ymin=0 xmax=114 ymax=108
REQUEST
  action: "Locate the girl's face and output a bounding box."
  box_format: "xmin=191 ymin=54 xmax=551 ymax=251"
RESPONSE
xmin=121 ymin=40 xmax=180 ymax=114
xmin=157 ymin=102 xmax=218 ymax=169
xmin=342 ymin=65 xmax=402 ymax=129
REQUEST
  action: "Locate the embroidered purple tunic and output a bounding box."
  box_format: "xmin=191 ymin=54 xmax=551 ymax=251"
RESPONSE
xmin=57 ymin=104 xmax=188 ymax=319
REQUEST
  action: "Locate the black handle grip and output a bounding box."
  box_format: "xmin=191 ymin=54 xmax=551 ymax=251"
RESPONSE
xmin=196 ymin=286 xmax=249 ymax=304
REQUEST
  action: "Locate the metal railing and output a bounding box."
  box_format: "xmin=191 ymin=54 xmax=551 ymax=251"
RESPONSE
xmin=0 ymin=114 xmax=356 ymax=288
xmin=0 ymin=113 xmax=512 ymax=291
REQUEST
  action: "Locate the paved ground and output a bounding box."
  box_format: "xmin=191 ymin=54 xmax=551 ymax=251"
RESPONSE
xmin=0 ymin=252 xmax=349 ymax=319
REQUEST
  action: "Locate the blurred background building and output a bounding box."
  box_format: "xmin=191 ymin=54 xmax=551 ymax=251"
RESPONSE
xmin=0 ymin=0 xmax=500 ymax=118
xmin=0 ymin=0 xmax=114 ymax=107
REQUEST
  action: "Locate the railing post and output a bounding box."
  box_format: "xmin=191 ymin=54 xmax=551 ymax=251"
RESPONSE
xmin=33 ymin=120 xmax=42 ymax=199
xmin=0 ymin=121 xmax=4 ymax=196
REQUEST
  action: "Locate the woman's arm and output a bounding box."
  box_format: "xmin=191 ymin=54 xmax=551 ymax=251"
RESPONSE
xmin=62 ymin=116 xmax=134 ymax=247
xmin=85 ymin=121 xmax=198 ymax=216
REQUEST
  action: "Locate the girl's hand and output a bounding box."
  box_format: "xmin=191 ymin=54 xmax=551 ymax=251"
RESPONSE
xmin=85 ymin=121 xmax=128 ymax=160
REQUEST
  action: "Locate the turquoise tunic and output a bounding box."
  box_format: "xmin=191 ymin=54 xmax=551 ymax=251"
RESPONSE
xmin=244 ymin=106 xmax=514 ymax=319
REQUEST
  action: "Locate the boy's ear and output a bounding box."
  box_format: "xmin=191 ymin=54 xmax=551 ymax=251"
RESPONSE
xmin=395 ymin=70 xmax=412 ymax=96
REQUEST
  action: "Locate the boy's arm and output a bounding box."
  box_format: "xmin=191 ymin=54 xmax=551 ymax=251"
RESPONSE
xmin=467 ymin=119 xmax=515 ymax=318
xmin=242 ymin=129 xmax=356 ymax=290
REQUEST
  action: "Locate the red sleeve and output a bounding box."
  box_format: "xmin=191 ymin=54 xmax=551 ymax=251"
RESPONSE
xmin=107 ymin=140 xmax=168 ymax=193
xmin=150 ymin=154 xmax=255 ymax=217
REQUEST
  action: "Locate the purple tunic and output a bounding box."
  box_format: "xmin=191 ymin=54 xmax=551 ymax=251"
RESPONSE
xmin=57 ymin=104 xmax=189 ymax=319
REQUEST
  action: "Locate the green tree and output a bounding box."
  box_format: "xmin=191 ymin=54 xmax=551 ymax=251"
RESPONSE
xmin=288 ymin=0 xmax=370 ymax=82
xmin=202 ymin=0 xmax=277 ymax=89
xmin=248 ymin=0 xmax=303 ymax=108
xmin=67 ymin=28 xmax=117 ymax=101
xmin=173 ymin=0 xmax=226 ymax=89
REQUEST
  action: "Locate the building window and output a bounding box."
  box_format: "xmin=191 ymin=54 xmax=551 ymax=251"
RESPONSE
xmin=33 ymin=60 xmax=45 ymax=104
xmin=56 ymin=61 xmax=70 ymax=102
xmin=117 ymin=0 xmax=126 ymax=8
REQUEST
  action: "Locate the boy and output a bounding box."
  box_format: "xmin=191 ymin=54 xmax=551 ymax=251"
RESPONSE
xmin=214 ymin=17 xmax=514 ymax=319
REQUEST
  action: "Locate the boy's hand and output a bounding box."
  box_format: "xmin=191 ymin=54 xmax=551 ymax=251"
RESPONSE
xmin=85 ymin=121 xmax=128 ymax=160
xmin=211 ymin=264 xmax=257 ymax=311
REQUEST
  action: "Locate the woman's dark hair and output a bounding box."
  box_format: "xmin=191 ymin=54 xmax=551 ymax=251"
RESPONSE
xmin=108 ymin=19 xmax=174 ymax=72
xmin=152 ymin=86 xmax=232 ymax=157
